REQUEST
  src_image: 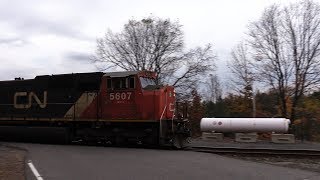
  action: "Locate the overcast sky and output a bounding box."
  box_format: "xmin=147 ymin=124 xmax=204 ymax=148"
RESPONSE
xmin=0 ymin=0 xmax=306 ymax=82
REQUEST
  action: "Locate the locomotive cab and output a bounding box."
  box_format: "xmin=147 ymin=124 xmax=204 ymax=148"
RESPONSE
xmin=100 ymin=71 xmax=175 ymax=121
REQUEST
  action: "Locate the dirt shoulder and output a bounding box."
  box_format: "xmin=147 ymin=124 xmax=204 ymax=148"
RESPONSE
xmin=0 ymin=144 xmax=26 ymax=180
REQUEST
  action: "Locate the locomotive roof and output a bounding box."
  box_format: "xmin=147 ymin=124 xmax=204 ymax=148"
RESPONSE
xmin=1 ymin=71 xmax=150 ymax=82
xmin=34 ymin=72 xmax=104 ymax=80
xmin=103 ymin=71 xmax=140 ymax=77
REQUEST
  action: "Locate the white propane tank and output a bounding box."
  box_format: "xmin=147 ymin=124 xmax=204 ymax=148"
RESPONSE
xmin=200 ymin=118 xmax=290 ymax=133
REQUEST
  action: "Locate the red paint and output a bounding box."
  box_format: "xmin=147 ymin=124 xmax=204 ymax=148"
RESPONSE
xmin=81 ymin=71 xmax=175 ymax=121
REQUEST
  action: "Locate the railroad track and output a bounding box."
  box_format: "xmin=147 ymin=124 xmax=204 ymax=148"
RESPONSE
xmin=188 ymin=146 xmax=320 ymax=156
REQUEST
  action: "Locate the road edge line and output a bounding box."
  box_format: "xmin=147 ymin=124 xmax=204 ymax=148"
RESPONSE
xmin=27 ymin=160 xmax=44 ymax=180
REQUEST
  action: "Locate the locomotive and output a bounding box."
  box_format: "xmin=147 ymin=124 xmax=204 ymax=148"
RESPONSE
xmin=0 ymin=71 xmax=190 ymax=148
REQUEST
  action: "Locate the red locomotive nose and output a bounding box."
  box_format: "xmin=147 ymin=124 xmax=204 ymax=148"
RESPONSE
xmin=164 ymin=86 xmax=176 ymax=120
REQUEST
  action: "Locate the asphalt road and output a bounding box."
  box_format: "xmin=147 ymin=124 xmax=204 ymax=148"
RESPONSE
xmin=8 ymin=143 xmax=320 ymax=180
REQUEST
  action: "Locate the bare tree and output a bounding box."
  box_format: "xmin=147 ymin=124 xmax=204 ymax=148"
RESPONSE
xmin=170 ymin=44 xmax=215 ymax=93
xmin=92 ymin=17 xmax=215 ymax=94
xmin=228 ymin=42 xmax=256 ymax=117
xmin=248 ymin=5 xmax=292 ymax=118
xmin=283 ymin=0 xmax=320 ymax=121
xmin=248 ymin=0 xmax=320 ymax=121
xmin=228 ymin=42 xmax=254 ymax=96
xmin=205 ymin=73 xmax=222 ymax=103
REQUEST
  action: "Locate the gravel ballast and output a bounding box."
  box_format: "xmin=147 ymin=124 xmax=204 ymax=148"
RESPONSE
xmin=0 ymin=145 xmax=26 ymax=180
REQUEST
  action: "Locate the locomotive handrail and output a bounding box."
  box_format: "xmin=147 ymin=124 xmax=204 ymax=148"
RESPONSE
xmin=159 ymin=104 xmax=167 ymax=138
xmin=171 ymin=106 xmax=175 ymax=133
xmin=159 ymin=88 xmax=168 ymax=138
xmin=159 ymin=105 xmax=167 ymax=121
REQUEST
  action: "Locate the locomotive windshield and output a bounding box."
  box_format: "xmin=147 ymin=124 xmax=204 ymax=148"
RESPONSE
xmin=107 ymin=76 xmax=135 ymax=90
xmin=140 ymin=77 xmax=156 ymax=89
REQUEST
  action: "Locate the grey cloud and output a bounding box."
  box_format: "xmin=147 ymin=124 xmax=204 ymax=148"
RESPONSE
xmin=65 ymin=51 xmax=92 ymax=62
xmin=0 ymin=37 xmax=28 ymax=46
xmin=17 ymin=18 xmax=92 ymax=41
xmin=0 ymin=66 xmax=40 ymax=80
xmin=0 ymin=1 xmax=94 ymax=41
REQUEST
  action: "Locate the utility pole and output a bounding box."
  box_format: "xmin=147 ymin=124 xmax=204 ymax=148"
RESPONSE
xmin=252 ymin=89 xmax=256 ymax=118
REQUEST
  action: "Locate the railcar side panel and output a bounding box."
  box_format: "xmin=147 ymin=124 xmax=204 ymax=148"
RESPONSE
xmin=0 ymin=72 xmax=103 ymax=120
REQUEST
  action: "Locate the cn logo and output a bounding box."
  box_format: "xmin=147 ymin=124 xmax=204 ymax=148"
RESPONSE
xmin=14 ymin=91 xmax=47 ymax=109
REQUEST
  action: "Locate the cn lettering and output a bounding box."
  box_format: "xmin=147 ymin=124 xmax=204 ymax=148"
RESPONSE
xmin=14 ymin=91 xmax=47 ymax=109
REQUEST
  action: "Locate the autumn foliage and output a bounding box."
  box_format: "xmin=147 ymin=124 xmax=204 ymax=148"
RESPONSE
xmin=189 ymin=89 xmax=204 ymax=137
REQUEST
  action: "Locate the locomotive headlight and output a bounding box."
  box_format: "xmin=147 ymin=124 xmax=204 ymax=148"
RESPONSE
xmin=173 ymin=89 xmax=176 ymax=97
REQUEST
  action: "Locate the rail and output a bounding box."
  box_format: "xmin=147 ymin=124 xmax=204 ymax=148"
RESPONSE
xmin=188 ymin=146 xmax=320 ymax=156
